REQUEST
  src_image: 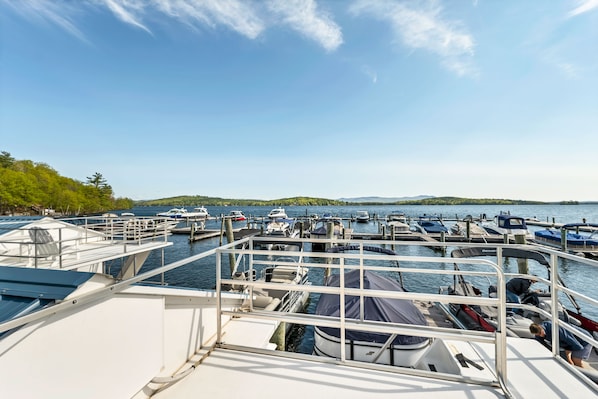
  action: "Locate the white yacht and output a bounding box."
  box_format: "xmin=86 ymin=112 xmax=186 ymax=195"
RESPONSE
xmin=267 ymin=207 xmax=288 ymax=220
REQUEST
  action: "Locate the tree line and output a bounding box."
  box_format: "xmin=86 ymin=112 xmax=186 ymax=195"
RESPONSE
xmin=0 ymin=151 xmax=133 ymax=215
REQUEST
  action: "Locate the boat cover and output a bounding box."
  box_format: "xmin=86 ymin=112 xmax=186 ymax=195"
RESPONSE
xmin=315 ymin=269 xmax=428 ymax=345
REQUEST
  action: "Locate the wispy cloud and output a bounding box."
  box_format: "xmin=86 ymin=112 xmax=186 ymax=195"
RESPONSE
xmin=267 ymin=0 xmax=343 ymax=51
xmin=2 ymin=0 xmax=90 ymax=43
xmin=3 ymin=0 xmax=342 ymax=51
xmin=151 ymin=0 xmax=265 ymax=39
xmin=101 ymin=0 xmax=151 ymax=34
xmin=567 ymin=0 xmax=598 ymax=17
xmin=349 ymin=0 xmax=477 ymax=77
xmin=361 ymin=65 xmax=378 ymax=83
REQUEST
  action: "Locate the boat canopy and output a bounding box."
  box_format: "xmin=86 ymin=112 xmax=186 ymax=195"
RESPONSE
xmin=0 ymin=266 xmax=95 ymax=325
xmin=315 ymin=269 xmax=429 ymax=346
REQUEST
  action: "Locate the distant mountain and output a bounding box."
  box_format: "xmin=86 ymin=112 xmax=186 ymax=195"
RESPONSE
xmin=339 ymin=195 xmax=435 ymax=203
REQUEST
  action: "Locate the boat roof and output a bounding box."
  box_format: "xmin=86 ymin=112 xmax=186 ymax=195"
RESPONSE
xmin=0 ymin=216 xmax=44 ymax=232
xmin=0 ymin=266 xmax=94 ymax=325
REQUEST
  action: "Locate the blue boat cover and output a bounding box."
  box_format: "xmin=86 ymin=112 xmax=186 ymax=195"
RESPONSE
xmin=315 ymin=269 xmax=428 ymax=345
xmin=0 ymin=266 xmax=95 ymax=325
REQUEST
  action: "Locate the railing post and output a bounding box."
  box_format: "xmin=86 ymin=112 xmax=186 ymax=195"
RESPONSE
xmin=339 ymin=256 xmax=346 ymax=362
xmin=216 ymin=250 xmax=222 ymax=345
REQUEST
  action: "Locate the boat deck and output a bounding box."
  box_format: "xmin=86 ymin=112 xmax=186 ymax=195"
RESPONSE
xmin=153 ymin=337 xmax=597 ymax=399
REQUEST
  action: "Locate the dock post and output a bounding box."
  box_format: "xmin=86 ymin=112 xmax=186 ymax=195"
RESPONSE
xmin=561 ymin=229 xmax=567 ymax=252
xmin=514 ymin=234 xmax=528 ymax=274
xmin=440 ymin=232 xmax=446 ymax=255
xmin=225 ymin=218 xmax=235 ymax=274
xmin=466 ymin=220 xmax=471 ymax=240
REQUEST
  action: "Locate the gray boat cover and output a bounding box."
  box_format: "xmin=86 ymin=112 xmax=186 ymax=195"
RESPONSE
xmin=315 ymin=269 xmax=428 ymax=345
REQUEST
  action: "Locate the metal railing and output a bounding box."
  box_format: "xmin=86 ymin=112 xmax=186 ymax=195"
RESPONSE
xmin=0 ymin=216 xmax=172 ymax=269
xmin=214 ymin=236 xmax=598 ymax=396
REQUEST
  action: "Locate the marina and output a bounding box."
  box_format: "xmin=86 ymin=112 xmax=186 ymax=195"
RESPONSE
xmin=0 ymin=204 xmax=597 ymax=398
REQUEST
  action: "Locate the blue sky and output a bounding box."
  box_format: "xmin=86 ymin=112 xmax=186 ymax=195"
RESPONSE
xmin=1 ymin=0 xmax=597 ymax=202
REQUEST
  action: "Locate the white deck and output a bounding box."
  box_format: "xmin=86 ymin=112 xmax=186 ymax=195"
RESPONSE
xmin=153 ymin=338 xmax=597 ymax=399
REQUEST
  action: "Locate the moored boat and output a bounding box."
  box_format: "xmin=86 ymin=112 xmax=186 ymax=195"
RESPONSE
xmin=481 ymin=212 xmax=533 ymax=240
xmin=228 ymin=210 xmax=246 ymax=221
xmin=267 ymin=207 xmax=287 ymax=220
xmin=1 ymin=235 xmax=597 ymax=398
xmin=355 ymin=210 xmax=370 ymax=223
xmin=534 ymin=223 xmax=598 ymax=257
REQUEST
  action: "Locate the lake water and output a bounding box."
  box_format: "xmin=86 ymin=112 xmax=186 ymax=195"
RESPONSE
xmin=116 ymin=204 xmax=598 ymax=353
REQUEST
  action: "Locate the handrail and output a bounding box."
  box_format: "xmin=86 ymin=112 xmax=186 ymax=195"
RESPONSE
xmin=215 ymin=238 xmax=514 ymax=394
xmin=215 ymin=236 xmax=598 ymax=395
xmin=0 ymin=216 xmax=173 ymax=269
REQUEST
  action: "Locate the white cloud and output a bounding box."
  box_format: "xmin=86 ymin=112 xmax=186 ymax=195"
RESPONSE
xmin=2 ymin=0 xmax=90 ymax=43
xmin=151 ymin=0 xmax=265 ymax=39
xmin=349 ymin=0 xmax=477 ymax=76
xmin=361 ymin=65 xmax=378 ymax=83
xmin=568 ymin=0 xmax=598 ymax=17
xmin=267 ymin=0 xmax=343 ymax=51
xmin=100 ymin=0 xmax=152 ymax=34
xmin=3 ymin=0 xmax=344 ymax=50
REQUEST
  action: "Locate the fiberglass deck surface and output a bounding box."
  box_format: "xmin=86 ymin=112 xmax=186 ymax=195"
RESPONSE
xmin=152 ymin=338 xmax=597 ymax=399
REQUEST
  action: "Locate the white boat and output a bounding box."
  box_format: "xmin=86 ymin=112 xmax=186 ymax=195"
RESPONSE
xmin=264 ymin=218 xmax=300 ymax=250
xmin=309 ymin=215 xmax=346 ymax=251
xmin=231 ymin=255 xmax=310 ymax=316
xmin=156 ymin=208 xmax=188 ymax=218
xmin=481 ymin=212 xmax=533 ymax=240
xmin=182 ymin=206 xmax=209 ymax=219
xmin=355 ymin=210 xmax=370 ymax=223
xmin=450 ymin=215 xmax=491 ymax=237
xmin=228 ymin=210 xmax=246 ymax=221
xmin=267 ymin=207 xmax=287 ymax=219
xmin=385 ymin=211 xmax=410 ymax=234
xmin=1 ymin=233 xmax=596 ymax=398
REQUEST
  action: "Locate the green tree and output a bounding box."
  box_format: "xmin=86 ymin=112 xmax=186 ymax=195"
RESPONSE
xmin=0 ymin=151 xmax=15 ymax=168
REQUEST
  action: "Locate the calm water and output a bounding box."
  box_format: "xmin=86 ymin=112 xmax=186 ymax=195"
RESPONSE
xmin=116 ymin=204 xmax=598 ymax=352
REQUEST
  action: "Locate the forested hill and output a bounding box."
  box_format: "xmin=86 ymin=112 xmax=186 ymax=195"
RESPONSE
xmin=137 ymin=195 xmax=569 ymax=207
xmin=136 ymin=196 xmax=348 ymax=207
xmin=0 ymin=151 xmax=133 ymax=215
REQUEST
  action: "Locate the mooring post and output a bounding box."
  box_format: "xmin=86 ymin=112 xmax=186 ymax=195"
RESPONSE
xmin=514 ymin=234 xmax=528 ymax=274
xmin=225 ymin=218 xmax=235 ymax=274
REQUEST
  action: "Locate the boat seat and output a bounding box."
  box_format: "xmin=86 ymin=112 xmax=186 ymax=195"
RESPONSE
xmin=28 ymin=227 xmax=60 ymax=259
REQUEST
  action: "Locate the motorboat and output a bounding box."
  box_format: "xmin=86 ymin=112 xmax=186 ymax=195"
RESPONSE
xmin=1 ymin=235 xmax=597 ymax=398
xmin=228 ymin=210 xmax=246 ymax=221
xmin=386 ymin=211 xmax=407 ymax=223
xmin=385 ymin=211 xmax=410 ymax=234
xmin=450 ymin=215 xmax=491 ymax=238
xmin=185 ymin=206 xmax=209 ymax=219
xmin=263 ymin=218 xmax=300 ymax=250
xmin=534 ymin=223 xmax=598 ymax=257
xmin=231 ymin=255 xmax=310 ymax=316
xmin=314 ymin=268 xmax=431 ymax=367
xmin=413 ymin=215 xmax=449 ymax=234
xmin=309 ymin=215 xmax=346 ymax=251
xmin=481 ymin=212 xmax=533 ymax=240
xmin=267 ymin=207 xmax=288 ymax=220
xmin=440 ymin=247 xmax=598 ymax=338
xmin=156 ymin=208 xmax=188 ymax=218
xmin=355 ymin=210 xmax=370 ymax=223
